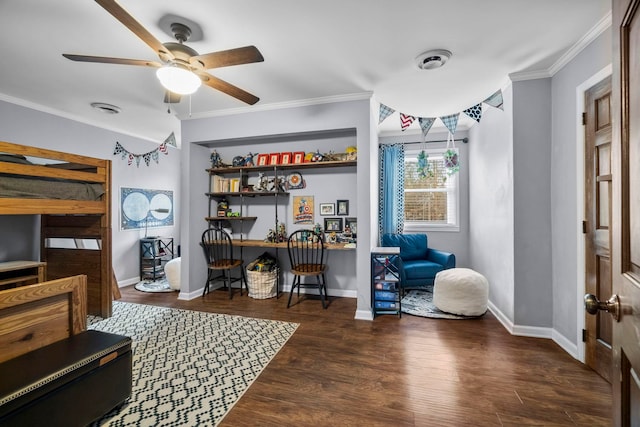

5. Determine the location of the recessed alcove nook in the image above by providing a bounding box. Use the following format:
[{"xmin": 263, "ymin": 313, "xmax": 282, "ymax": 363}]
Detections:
[{"xmin": 178, "ymin": 97, "xmax": 377, "ymax": 319}]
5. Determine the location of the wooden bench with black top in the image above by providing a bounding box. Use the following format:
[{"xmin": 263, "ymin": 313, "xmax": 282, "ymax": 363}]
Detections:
[{"xmin": 0, "ymin": 275, "xmax": 132, "ymax": 426}]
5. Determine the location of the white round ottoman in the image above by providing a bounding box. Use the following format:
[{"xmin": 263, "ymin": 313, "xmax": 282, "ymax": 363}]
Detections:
[
  {"xmin": 433, "ymin": 268, "xmax": 488, "ymax": 316},
  {"xmin": 164, "ymin": 257, "xmax": 181, "ymax": 291}
]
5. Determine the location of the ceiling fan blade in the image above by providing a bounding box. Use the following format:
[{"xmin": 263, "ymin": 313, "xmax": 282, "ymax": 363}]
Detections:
[
  {"xmin": 163, "ymin": 91, "xmax": 182, "ymax": 104},
  {"xmin": 95, "ymin": 0, "xmax": 174, "ymax": 60},
  {"xmin": 63, "ymin": 54, "xmax": 162, "ymax": 67},
  {"xmin": 191, "ymin": 46, "xmax": 264, "ymax": 69},
  {"xmin": 197, "ymin": 71, "xmax": 259, "ymax": 105}
]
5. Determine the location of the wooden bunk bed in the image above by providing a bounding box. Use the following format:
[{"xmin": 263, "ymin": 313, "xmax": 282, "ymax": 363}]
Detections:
[{"xmin": 0, "ymin": 140, "xmax": 112, "ymax": 317}]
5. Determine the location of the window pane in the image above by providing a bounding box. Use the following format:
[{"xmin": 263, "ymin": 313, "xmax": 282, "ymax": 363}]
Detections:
[
  {"xmin": 405, "ymin": 191, "xmax": 448, "ymax": 222},
  {"xmin": 403, "ymin": 150, "xmax": 455, "ymax": 224}
]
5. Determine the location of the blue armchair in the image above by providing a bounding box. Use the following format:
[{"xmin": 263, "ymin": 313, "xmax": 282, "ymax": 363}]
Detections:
[{"xmin": 381, "ymin": 233, "xmax": 455, "ymax": 289}]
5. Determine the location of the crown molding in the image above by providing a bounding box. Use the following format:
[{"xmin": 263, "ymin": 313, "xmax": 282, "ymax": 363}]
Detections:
[
  {"xmin": 509, "ymin": 11, "xmax": 612, "ymax": 82},
  {"xmin": 178, "ymin": 92, "xmax": 373, "ymax": 121}
]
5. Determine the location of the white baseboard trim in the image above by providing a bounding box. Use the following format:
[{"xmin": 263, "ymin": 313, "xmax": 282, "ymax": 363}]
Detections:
[
  {"xmin": 551, "ymin": 330, "xmax": 579, "ymax": 360},
  {"xmin": 355, "ymin": 309, "xmax": 374, "ymax": 320},
  {"xmin": 118, "ymin": 277, "xmax": 139, "ymax": 287},
  {"xmin": 488, "ymin": 300, "xmax": 580, "ymax": 360}
]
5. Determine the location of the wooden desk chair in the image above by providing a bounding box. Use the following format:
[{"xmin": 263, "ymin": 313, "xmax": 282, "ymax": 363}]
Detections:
[
  {"xmin": 200, "ymin": 227, "xmax": 247, "ymax": 299},
  {"xmin": 286, "ymin": 229, "xmax": 328, "ymax": 309}
]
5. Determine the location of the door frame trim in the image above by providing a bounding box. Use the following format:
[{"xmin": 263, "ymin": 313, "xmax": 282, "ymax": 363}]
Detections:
[{"xmin": 575, "ymin": 64, "xmax": 612, "ymax": 363}]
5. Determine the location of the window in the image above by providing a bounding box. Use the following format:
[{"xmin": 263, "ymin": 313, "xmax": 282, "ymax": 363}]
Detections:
[{"xmin": 403, "ymin": 148, "xmax": 459, "ymax": 231}]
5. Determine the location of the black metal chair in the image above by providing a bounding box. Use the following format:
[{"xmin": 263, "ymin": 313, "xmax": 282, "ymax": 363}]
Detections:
[
  {"xmin": 286, "ymin": 229, "xmax": 328, "ymax": 309},
  {"xmin": 200, "ymin": 227, "xmax": 247, "ymax": 298}
]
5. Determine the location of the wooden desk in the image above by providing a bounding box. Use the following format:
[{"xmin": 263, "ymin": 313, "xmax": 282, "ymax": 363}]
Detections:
[
  {"xmin": 232, "ymin": 239, "xmax": 356, "ymax": 250},
  {"xmin": 0, "ymin": 261, "xmax": 47, "ymax": 291}
]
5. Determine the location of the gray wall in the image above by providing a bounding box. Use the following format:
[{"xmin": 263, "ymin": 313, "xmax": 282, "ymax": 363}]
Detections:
[
  {"xmin": 468, "ymin": 86, "xmax": 515, "ymax": 321},
  {"xmin": 0, "ymin": 100, "xmax": 181, "ymax": 285},
  {"xmin": 180, "ymin": 98, "xmax": 376, "ymax": 318},
  {"xmin": 512, "ymin": 78, "xmax": 553, "ymax": 327},
  {"xmin": 467, "ymin": 27, "xmax": 612, "ymax": 352}
]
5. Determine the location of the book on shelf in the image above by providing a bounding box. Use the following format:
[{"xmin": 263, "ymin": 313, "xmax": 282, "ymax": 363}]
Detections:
[
  {"xmin": 374, "ymin": 290, "xmax": 397, "ymax": 301},
  {"xmin": 210, "ymin": 175, "xmax": 230, "ymax": 193},
  {"xmin": 374, "ymin": 301, "xmax": 398, "ymax": 309},
  {"xmin": 374, "ymin": 282, "xmax": 397, "ymax": 291}
]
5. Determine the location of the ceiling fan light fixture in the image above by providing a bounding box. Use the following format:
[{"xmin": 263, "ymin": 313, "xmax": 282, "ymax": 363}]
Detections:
[{"xmin": 156, "ymin": 64, "xmax": 201, "ymax": 95}]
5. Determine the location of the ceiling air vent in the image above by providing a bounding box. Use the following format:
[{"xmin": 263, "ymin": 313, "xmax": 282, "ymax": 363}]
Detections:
[
  {"xmin": 415, "ymin": 49, "xmax": 452, "ymax": 70},
  {"xmin": 91, "ymin": 102, "xmax": 121, "ymax": 114}
]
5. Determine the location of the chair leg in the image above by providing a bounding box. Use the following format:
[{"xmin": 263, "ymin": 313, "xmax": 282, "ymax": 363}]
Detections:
[
  {"xmin": 287, "ymin": 275, "xmax": 299, "ymax": 308},
  {"xmin": 202, "ymin": 270, "xmax": 211, "ymax": 297},
  {"xmin": 226, "ymin": 270, "xmax": 233, "ymax": 300},
  {"xmin": 317, "ymin": 274, "xmax": 327, "ymax": 309}
]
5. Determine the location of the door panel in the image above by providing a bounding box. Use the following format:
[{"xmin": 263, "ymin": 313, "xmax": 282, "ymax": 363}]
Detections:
[
  {"xmin": 612, "ymin": 0, "xmax": 640, "ymax": 424},
  {"xmin": 585, "ymin": 76, "xmax": 613, "ymax": 382}
]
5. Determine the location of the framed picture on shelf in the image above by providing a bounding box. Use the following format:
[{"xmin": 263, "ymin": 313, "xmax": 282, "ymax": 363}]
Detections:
[
  {"xmin": 280, "ymin": 152, "xmax": 293, "ymax": 165},
  {"xmin": 324, "ymin": 217, "xmax": 343, "ymax": 232},
  {"xmin": 293, "ymin": 151, "xmax": 305, "ymax": 164},
  {"xmin": 337, "ymin": 199, "xmax": 349, "ymax": 215},
  {"xmin": 269, "ymin": 153, "xmax": 280, "ymax": 165},
  {"xmin": 256, "ymin": 154, "xmax": 269, "ymax": 166},
  {"xmin": 345, "ymin": 217, "xmax": 357, "ymax": 236},
  {"xmin": 319, "ymin": 203, "xmax": 335, "ymax": 216}
]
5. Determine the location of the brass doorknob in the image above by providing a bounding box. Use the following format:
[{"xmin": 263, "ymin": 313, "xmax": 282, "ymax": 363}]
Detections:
[{"xmin": 584, "ymin": 294, "xmax": 620, "ymax": 322}]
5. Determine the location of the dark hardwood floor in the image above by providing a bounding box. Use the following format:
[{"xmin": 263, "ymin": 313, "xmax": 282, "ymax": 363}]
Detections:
[{"xmin": 118, "ymin": 286, "xmax": 611, "ymax": 426}]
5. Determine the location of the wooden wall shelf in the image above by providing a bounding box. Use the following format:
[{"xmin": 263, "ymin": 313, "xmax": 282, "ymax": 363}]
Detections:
[{"xmin": 207, "ymin": 159, "xmax": 357, "ymax": 174}]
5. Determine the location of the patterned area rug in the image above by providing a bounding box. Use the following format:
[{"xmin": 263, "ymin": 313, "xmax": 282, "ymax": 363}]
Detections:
[
  {"xmin": 134, "ymin": 278, "xmax": 174, "ymax": 293},
  {"xmin": 88, "ymin": 301, "xmax": 298, "ymax": 426},
  {"xmin": 401, "ymin": 287, "xmax": 484, "ymax": 319}
]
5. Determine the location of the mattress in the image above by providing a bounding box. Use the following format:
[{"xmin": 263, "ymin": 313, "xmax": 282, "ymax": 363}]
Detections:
[
  {"xmin": 0, "ymin": 175, "xmax": 105, "ymax": 200},
  {"xmin": 0, "ymin": 154, "xmax": 104, "ymax": 200}
]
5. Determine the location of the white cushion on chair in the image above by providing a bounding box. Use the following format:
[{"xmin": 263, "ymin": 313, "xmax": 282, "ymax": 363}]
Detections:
[
  {"xmin": 164, "ymin": 257, "xmax": 181, "ymax": 291},
  {"xmin": 433, "ymin": 268, "xmax": 488, "ymax": 316}
]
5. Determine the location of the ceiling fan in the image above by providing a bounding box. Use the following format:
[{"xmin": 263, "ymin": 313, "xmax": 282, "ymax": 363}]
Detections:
[{"xmin": 63, "ymin": 0, "xmax": 264, "ymax": 105}]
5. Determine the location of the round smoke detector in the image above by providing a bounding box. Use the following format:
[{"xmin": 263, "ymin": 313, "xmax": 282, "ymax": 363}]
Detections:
[{"xmin": 415, "ymin": 49, "xmax": 452, "ymax": 70}]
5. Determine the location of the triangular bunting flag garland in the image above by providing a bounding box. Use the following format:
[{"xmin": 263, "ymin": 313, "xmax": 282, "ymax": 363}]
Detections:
[
  {"xmin": 483, "ymin": 89, "xmax": 504, "ymax": 110},
  {"xmin": 440, "ymin": 113, "xmax": 459, "ymax": 136},
  {"xmin": 463, "ymin": 104, "xmax": 482, "ymax": 123},
  {"xmin": 377, "ymin": 88, "xmax": 503, "ymax": 136},
  {"xmin": 400, "ymin": 113, "xmax": 415, "ymax": 131},
  {"xmin": 113, "ymin": 140, "xmax": 170, "ymax": 167},
  {"xmin": 379, "ymin": 104, "xmax": 395, "ymax": 124},
  {"xmin": 164, "ymin": 132, "xmax": 177, "ymax": 147},
  {"xmin": 418, "ymin": 117, "xmax": 436, "ymax": 140}
]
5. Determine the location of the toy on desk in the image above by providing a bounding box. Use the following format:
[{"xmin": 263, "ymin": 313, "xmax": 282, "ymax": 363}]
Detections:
[
  {"xmin": 276, "ymin": 222, "xmax": 287, "ymax": 242},
  {"xmin": 264, "ymin": 229, "xmax": 277, "ymax": 243}
]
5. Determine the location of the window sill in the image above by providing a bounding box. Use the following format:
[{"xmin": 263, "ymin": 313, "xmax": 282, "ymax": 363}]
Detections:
[{"xmin": 403, "ymin": 223, "xmax": 459, "ymax": 233}]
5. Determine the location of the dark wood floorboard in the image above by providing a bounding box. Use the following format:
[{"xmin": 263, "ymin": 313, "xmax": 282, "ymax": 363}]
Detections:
[{"xmin": 117, "ymin": 287, "xmax": 612, "ymax": 426}]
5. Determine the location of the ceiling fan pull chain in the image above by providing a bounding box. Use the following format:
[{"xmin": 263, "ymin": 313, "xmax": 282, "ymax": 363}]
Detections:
[{"xmin": 189, "ymin": 94, "xmax": 192, "ymax": 117}]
